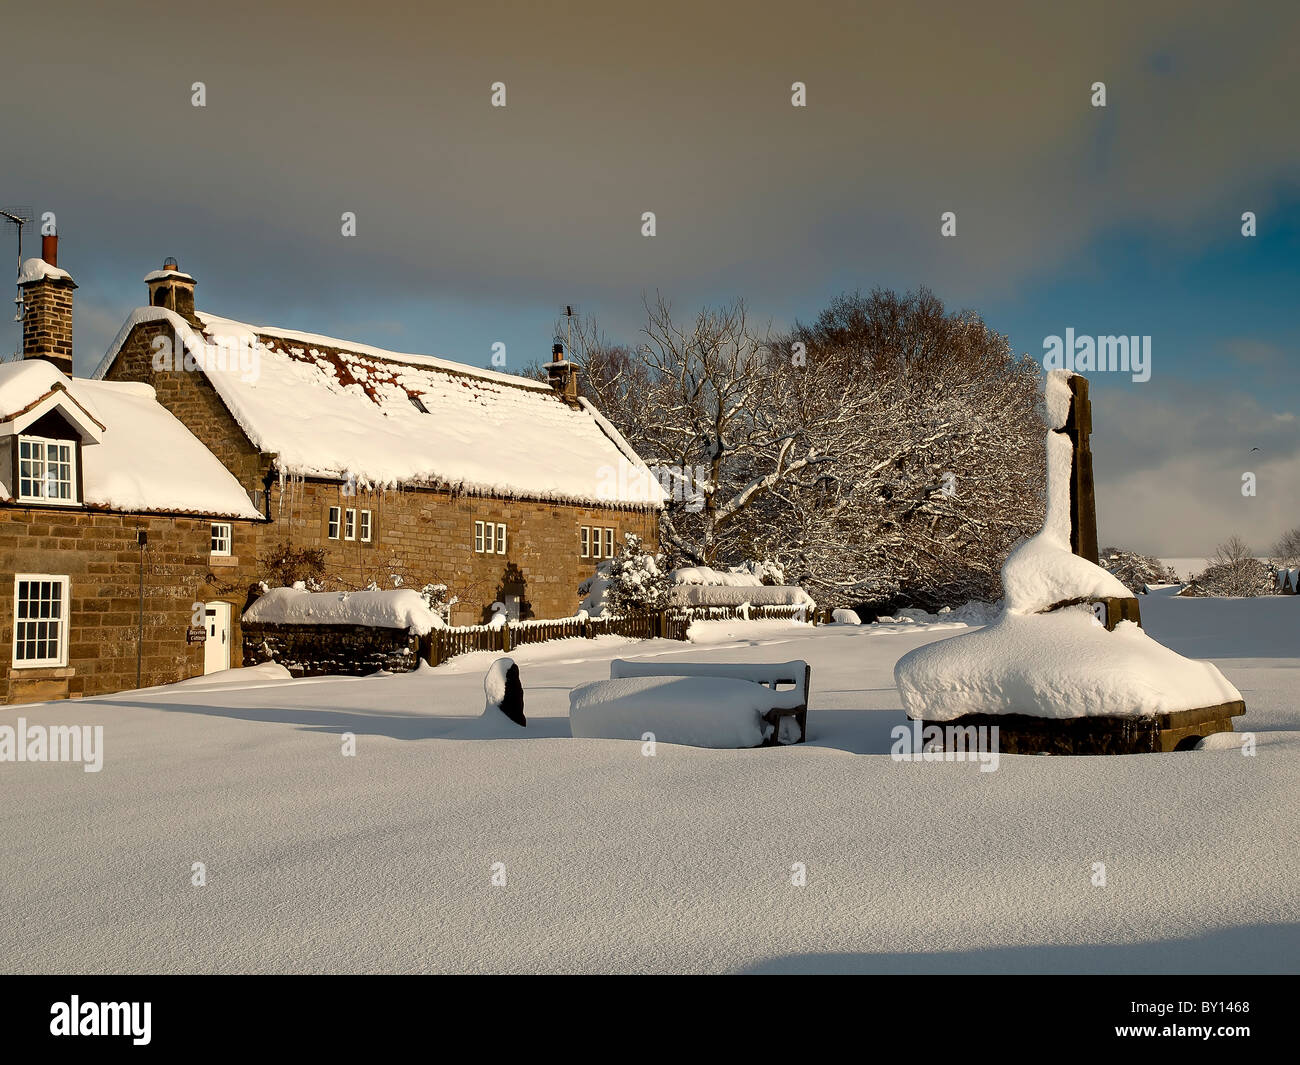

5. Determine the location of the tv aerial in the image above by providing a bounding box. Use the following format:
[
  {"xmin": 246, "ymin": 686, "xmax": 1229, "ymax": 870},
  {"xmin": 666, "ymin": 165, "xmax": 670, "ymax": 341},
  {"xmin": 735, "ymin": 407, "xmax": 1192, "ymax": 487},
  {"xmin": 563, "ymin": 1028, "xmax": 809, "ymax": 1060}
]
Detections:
[
  {"xmin": 1, "ymin": 206, "xmax": 33, "ymax": 358},
  {"xmin": 558, "ymin": 303, "xmax": 580, "ymax": 356}
]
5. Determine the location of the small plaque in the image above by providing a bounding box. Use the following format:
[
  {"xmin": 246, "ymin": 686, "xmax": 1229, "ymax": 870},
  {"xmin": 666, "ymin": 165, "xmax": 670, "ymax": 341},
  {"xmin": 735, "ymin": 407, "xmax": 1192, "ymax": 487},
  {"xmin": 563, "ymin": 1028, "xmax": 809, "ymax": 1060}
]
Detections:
[{"xmin": 187, "ymin": 626, "xmax": 207, "ymax": 644}]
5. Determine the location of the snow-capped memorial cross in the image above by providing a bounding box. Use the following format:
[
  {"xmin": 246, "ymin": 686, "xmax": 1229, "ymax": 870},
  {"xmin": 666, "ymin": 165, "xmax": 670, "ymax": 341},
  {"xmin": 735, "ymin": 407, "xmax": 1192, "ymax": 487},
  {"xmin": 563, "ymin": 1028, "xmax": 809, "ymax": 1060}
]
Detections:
[
  {"xmin": 1051, "ymin": 374, "xmax": 1143, "ymax": 631},
  {"xmin": 893, "ymin": 371, "xmax": 1245, "ymax": 755}
]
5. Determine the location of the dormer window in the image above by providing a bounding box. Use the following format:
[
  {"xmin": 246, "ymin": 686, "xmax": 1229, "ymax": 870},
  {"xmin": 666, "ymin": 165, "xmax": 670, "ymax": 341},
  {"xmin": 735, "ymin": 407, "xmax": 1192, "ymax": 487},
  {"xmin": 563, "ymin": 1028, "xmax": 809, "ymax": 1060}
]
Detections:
[
  {"xmin": 408, "ymin": 394, "xmax": 429, "ymax": 414},
  {"xmin": 17, "ymin": 435, "xmax": 77, "ymax": 504}
]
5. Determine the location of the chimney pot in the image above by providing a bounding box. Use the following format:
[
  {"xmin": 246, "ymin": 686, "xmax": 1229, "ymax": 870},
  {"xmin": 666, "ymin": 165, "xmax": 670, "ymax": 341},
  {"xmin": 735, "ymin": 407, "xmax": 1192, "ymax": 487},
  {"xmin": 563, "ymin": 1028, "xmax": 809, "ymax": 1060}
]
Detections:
[{"xmin": 41, "ymin": 234, "xmax": 57, "ymax": 267}]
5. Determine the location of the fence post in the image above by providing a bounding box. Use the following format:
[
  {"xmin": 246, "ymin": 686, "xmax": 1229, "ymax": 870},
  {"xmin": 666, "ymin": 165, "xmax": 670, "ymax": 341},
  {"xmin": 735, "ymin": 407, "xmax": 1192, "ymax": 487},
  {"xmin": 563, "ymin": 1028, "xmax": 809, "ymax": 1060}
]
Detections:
[{"xmin": 502, "ymin": 623, "xmax": 512, "ymax": 653}]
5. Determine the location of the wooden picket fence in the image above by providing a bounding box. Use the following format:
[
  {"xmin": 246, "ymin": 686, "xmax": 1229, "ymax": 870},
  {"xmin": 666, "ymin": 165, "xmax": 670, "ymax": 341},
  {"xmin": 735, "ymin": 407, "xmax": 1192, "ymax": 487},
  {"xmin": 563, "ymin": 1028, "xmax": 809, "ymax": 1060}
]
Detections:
[{"xmin": 419, "ymin": 604, "xmax": 812, "ymax": 666}]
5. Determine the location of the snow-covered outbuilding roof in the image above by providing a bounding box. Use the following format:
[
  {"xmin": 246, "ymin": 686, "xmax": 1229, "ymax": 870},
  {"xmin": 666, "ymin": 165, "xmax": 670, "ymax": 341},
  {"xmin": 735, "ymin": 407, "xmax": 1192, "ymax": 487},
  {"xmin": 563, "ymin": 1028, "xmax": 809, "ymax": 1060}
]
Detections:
[
  {"xmin": 0, "ymin": 359, "xmax": 262, "ymax": 519},
  {"xmin": 94, "ymin": 307, "xmax": 664, "ymax": 509}
]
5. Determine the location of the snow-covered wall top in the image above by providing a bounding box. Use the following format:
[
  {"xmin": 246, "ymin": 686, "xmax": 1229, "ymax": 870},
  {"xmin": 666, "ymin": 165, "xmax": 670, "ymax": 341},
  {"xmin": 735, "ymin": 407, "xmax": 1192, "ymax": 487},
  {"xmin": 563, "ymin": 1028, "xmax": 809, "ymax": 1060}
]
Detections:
[
  {"xmin": 242, "ymin": 587, "xmax": 445, "ymax": 635},
  {"xmin": 668, "ymin": 584, "xmax": 814, "ymax": 608},
  {"xmin": 94, "ymin": 308, "xmax": 665, "ymax": 509},
  {"xmin": 670, "ymin": 566, "xmax": 763, "ymax": 587},
  {"xmin": 0, "ymin": 360, "xmax": 261, "ymax": 518}
]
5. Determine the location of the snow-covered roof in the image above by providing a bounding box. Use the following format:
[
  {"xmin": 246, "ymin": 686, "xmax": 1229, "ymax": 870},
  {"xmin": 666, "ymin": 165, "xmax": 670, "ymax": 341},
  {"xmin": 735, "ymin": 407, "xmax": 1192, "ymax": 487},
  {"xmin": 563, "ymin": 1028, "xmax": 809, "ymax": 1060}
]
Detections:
[
  {"xmin": 94, "ymin": 307, "xmax": 664, "ymax": 509},
  {"xmin": 0, "ymin": 359, "xmax": 103, "ymax": 439},
  {"xmin": 17, "ymin": 257, "xmax": 74, "ymax": 285},
  {"xmin": 0, "ymin": 360, "xmax": 261, "ymax": 518}
]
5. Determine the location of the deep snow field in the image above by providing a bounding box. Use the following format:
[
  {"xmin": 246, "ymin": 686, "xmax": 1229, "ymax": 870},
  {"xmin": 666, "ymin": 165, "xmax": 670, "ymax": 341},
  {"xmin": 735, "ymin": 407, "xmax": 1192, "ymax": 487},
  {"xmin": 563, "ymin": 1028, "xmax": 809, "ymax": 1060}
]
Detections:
[{"xmin": 1, "ymin": 589, "xmax": 1297, "ymax": 974}]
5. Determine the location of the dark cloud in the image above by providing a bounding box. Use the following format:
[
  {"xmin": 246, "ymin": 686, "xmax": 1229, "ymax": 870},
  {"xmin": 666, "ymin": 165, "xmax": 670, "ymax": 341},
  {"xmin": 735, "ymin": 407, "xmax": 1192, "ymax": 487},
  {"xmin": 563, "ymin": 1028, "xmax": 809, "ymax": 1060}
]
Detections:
[{"xmin": 4, "ymin": 0, "xmax": 1297, "ymax": 553}]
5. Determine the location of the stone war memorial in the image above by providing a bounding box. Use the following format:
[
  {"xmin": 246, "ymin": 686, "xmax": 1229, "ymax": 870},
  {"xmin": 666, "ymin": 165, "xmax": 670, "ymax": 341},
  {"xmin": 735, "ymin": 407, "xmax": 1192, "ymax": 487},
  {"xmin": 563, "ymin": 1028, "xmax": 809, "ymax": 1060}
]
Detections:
[{"xmin": 895, "ymin": 370, "xmax": 1245, "ymax": 755}]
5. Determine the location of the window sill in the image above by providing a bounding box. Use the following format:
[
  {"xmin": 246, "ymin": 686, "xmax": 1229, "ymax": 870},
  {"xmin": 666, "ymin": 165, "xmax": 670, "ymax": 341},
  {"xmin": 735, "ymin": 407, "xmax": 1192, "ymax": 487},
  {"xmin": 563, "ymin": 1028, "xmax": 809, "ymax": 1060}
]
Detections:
[{"xmin": 9, "ymin": 665, "xmax": 73, "ymax": 677}]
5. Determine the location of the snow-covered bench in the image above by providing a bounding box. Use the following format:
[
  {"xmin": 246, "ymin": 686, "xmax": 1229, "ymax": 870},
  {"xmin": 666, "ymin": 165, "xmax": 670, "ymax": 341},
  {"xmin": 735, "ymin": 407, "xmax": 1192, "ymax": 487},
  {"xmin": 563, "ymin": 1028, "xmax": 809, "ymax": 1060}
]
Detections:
[{"xmin": 568, "ymin": 659, "xmax": 811, "ymax": 748}]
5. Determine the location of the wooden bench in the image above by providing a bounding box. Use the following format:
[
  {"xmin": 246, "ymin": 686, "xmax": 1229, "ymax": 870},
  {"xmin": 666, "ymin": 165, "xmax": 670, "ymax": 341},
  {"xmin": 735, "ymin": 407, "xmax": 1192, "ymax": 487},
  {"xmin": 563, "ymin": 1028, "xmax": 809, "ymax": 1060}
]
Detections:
[{"xmin": 608, "ymin": 659, "xmax": 812, "ymax": 745}]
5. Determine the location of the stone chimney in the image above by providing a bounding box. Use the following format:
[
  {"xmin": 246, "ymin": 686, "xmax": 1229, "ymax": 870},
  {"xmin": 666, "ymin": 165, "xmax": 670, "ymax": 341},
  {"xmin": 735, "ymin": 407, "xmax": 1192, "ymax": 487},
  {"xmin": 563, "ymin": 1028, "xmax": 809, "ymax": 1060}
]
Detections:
[
  {"xmin": 19, "ymin": 234, "xmax": 76, "ymax": 376},
  {"xmin": 544, "ymin": 341, "xmax": 579, "ymax": 402},
  {"xmin": 145, "ymin": 257, "xmax": 200, "ymax": 326}
]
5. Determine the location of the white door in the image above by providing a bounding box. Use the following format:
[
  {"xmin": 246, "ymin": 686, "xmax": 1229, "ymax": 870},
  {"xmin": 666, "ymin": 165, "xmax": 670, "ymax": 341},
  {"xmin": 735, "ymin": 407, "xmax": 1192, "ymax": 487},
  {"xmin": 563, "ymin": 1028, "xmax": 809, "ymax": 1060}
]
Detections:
[{"xmin": 203, "ymin": 601, "xmax": 231, "ymax": 674}]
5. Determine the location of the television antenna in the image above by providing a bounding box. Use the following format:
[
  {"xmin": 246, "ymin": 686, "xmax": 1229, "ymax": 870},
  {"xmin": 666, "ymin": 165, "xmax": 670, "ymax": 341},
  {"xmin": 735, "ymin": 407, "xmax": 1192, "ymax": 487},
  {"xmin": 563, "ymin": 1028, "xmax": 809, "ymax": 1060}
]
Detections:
[
  {"xmin": 1, "ymin": 206, "xmax": 33, "ymax": 363},
  {"xmin": 558, "ymin": 303, "xmax": 580, "ymax": 357}
]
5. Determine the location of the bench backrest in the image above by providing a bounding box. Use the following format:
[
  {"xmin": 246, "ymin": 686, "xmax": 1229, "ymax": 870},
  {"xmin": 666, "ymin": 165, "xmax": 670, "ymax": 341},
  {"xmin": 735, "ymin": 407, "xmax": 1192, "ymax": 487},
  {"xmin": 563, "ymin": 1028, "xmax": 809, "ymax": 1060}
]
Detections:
[{"xmin": 610, "ymin": 659, "xmax": 810, "ymax": 708}]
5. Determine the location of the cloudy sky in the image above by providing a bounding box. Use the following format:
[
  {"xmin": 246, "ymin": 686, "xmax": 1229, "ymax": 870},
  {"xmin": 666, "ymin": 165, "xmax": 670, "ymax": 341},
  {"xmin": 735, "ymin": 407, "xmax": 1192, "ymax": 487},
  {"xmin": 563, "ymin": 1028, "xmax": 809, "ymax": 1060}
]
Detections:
[{"xmin": 3, "ymin": 0, "xmax": 1297, "ymax": 556}]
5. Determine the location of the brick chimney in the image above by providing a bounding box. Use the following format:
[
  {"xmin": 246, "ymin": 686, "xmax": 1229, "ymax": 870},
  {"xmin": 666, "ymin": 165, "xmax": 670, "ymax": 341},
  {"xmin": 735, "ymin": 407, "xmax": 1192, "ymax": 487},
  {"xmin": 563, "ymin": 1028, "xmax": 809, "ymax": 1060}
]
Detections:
[
  {"xmin": 145, "ymin": 257, "xmax": 200, "ymax": 326},
  {"xmin": 544, "ymin": 341, "xmax": 579, "ymax": 403},
  {"xmin": 19, "ymin": 235, "xmax": 76, "ymax": 376}
]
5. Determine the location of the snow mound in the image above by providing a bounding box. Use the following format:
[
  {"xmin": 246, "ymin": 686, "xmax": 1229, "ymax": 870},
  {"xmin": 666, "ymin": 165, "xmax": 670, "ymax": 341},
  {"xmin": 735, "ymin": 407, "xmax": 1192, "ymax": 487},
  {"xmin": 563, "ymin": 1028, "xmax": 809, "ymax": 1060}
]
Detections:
[
  {"xmin": 1195, "ymin": 732, "xmax": 1253, "ymax": 752},
  {"xmin": 160, "ymin": 662, "xmax": 294, "ymax": 689},
  {"xmin": 569, "ymin": 675, "xmax": 787, "ymax": 748},
  {"xmin": 1001, "ymin": 531, "xmax": 1131, "ymax": 612},
  {"xmin": 831, "ymin": 608, "xmax": 862, "ymax": 625},
  {"xmin": 878, "ymin": 601, "xmax": 1001, "ymax": 627},
  {"xmin": 243, "ymin": 588, "xmax": 446, "ymax": 635},
  {"xmin": 894, "ymin": 606, "xmax": 1243, "ymax": 721}
]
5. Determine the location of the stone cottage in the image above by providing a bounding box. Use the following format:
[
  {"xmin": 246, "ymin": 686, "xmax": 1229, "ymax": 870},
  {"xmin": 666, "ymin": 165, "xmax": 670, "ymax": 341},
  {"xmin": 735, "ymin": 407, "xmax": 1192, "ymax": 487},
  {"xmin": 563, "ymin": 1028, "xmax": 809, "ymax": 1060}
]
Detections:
[
  {"xmin": 94, "ymin": 260, "xmax": 663, "ymax": 625},
  {"xmin": 1, "ymin": 239, "xmax": 265, "ymax": 704}
]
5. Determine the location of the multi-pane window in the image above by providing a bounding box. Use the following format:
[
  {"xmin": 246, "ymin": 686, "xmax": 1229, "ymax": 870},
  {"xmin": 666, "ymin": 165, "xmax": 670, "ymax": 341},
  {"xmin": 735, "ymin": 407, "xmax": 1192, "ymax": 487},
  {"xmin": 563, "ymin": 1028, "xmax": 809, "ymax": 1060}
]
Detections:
[
  {"xmin": 17, "ymin": 436, "xmax": 76, "ymax": 503},
  {"xmin": 326, "ymin": 506, "xmax": 371, "ymax": 543},
  {"xmin": 474, "ymin": 520, "xmax": 507, "ymax": 554},
  {"xmin": 580, "ymin": 526, "xmax": 616, "ymax": 559},
  {"xmin": 210, "ymin": 522, "xmax": 232, "ymax": 555},
  {"xmin": 12, "ymin": 576, "xmax": 69, "ymax": 667}
]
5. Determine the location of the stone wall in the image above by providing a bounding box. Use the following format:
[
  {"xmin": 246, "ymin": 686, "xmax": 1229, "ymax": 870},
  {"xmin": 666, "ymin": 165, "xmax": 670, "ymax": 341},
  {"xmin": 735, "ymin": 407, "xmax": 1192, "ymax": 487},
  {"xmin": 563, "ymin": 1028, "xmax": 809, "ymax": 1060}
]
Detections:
[
  {"xmin": 260, "ymin": 479, "xmax": 658, "ymax": 625},
  {"xmin": 0, "ymin": 507, "xmax": 261, "ymax": 704},
  {"xmin": 242, "ymin": 622, "xmax": 418, "ymax": 677}
]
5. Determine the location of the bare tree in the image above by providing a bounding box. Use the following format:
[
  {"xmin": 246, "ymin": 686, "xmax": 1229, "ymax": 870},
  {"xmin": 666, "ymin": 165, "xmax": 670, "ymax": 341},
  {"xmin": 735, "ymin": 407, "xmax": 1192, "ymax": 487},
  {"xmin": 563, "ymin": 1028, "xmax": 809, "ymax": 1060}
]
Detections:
[
  {"xmin": 1185, "ymin": 535, "xmax": 1273, "ymax": 597},
  {"xmin": 560, "ymin": 288, "xmax": 1045, "ymax": 608},
  {"xmin": 1275, "ymin": 526, "xmax": 1300, "ymax": 564}
]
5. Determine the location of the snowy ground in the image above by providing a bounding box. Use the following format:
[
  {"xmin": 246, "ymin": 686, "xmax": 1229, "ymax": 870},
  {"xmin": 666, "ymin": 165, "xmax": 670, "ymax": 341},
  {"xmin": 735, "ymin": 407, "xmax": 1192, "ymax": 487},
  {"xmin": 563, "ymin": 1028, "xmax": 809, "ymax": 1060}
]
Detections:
[{"xmin": 1, "ymin": 590, "xmax": 1297, "ymax": 974}]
